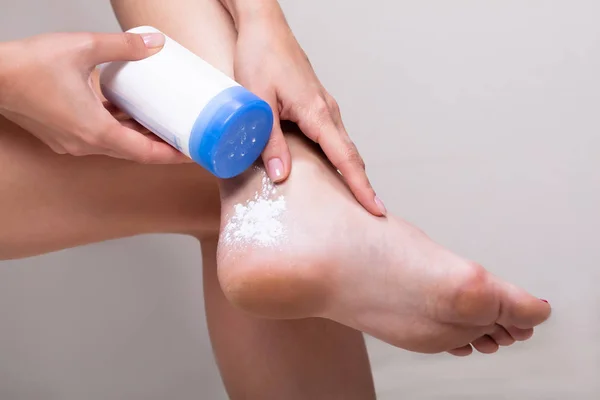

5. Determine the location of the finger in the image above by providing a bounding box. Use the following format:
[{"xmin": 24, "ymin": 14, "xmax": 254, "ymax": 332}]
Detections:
[
  {"xmin": 44, "ymin": 140, "xmax": 68, "ymax": 155},
  {"xmin": 60, "ymin": 140, "xmax": 102, "ymax": 157},
  {"xmin": 102, "ymin": 98, "xmax": 159, "ymax": 138},
  {"xmin": 258, "ymin": 92, "xmax": 290, "ymax": 182},
  {"xmin": 447, "ymin": 344, "xmax": 473, "ymax": 357},
  {"xmin": 471, "ymin": 335, "xmax": 500, "ymax": 354},
  {"xmin": 119, "ymin": 118, "xmax": 151, "ymax": 135},
  {"xmin": 296, "ymin": 105, "xmax": 384, "ymax": 216},
  {"xmin": 324, "ymin": 91, "xmax": 343, "ymax": 127},
  {"xmin": 82, "ymin": 32, "xmax": 165, "ymax": 67},
  {"xmin": 100, "ymin": 122, "xmax": 192, "ymax": 164},
  {"xmin": 110, "ymin": 110, "xmax": 130, "ymax": 122},
  {"xmin": 102, "ymin": 102, "xmax": 150, "ymax": 134},
  {"xmin": 103, "ymin": 101, "xmax": 128, "ymax": 120},
  {"xmin": 488, "ymin": 324, "xmax": 515, "ymax": 347}
]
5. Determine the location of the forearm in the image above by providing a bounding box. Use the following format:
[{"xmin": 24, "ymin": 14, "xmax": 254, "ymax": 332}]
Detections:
[{"xmin": 110, "ymin": 0, "xmax": 237, "ymax": 75}]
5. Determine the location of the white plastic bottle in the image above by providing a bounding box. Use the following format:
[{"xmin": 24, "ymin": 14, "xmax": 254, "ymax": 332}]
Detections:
[{"xmin": 98, "ymin": 26, "xmax": 273, "ymax": 178}]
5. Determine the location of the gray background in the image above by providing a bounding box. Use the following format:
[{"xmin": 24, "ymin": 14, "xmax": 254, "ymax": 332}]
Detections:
[{"xmin": 1, "ymin": 0, "xmax": 599, "ymax": 398}]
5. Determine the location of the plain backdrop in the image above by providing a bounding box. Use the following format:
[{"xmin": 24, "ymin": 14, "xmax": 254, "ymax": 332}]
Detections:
[{"xmin": 1, "ymin": 1, "xmax": 599, "ymax": 399}]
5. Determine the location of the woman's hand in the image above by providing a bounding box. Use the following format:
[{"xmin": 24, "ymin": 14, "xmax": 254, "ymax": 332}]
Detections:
[
  {"xmin": 0, "ymin": 32, "xmax": 188, "ymax": 164},
  {"xmin": 222, "ymin": 0, "xmax": 386, "ymax": 216}
]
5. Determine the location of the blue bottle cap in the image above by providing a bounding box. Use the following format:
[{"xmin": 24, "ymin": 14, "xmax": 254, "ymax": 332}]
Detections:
[{"xmin": 189, "ymin": 86, "xmax": 273, "ymax": 178}]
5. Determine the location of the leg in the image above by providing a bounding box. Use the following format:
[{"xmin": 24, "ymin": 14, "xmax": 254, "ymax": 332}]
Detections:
[
  {"xmin": 1, "ymin": 0, "xmax": 245, "ymax": 260},
  {"xmin": 111, "ymin": 0, "xmax": 377, "ymax": 396},
  {"xmin": 202, "ymin": 239, "xmax": 375, "ymax": 399},
  {"xmin": 0, "ymin": 114, "xmax": 220, "ymax": 260},
  {"xmin": 0, "ymin": 0, "xmax": 247, "ymax": 260},
  {"xmin": 217, "ymin": 127, "xmax": 551, "ymax": 356},
  {"xmin": 114, "ymin": 0, "xmax": 549, "ymax": 357}
]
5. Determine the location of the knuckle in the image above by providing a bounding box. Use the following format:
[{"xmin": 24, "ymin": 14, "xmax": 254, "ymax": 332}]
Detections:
[
  {"xmin": 266, "ymin": 131, "xmax": 285, "ymax": 148},
  {"xmin": 135, "ymin": 154, "xmax": 153, "ymax": 164},
  {"xmin": 311, "ymin": 96, "xmax": 330, "ymax": 119},
  {"xmin": 85, "ymin": 130, "xmax": 105, "ymax": 147},
  {"xmin": 133, "ymin": 142, "xmax": 155, "ymax": 164},
  {"xmin": 49, "ymin": 144, "xmax": 67, "ymax": 155},
  {"xmin": 73, "ymin": 121, "xmax": 105, "ymax": 147},
  {"xmin": 343, "ymin": 143, "xmax": 365, "ymax": 169},
  {"xmin": 64, "ymin": 142, "xmax": 87, "ymax": 157},
  {"xmin": 326, "ymin": 95, "xmax": 341, "ymax": 115},
  {"xmin": 78, "ymin": 33, "xmax": 98, "ymax": 54},
  {"xmin": 121, "ymin": 33, "xmax": 137, "ymax": 49},
  {"xmin": 122, "ymin": 33, "xmax": 146, "ymax": 58}
]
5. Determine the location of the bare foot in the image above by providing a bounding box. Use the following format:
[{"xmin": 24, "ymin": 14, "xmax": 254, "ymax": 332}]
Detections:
[{"xmin": 217, "ymin": 128, "xmax": 551, "ymax": 356}]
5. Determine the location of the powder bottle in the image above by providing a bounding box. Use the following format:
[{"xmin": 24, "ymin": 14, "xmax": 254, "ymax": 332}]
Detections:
[{"xmin": 99, "ymin": 26, "xmax": 273, "ymax": 178}]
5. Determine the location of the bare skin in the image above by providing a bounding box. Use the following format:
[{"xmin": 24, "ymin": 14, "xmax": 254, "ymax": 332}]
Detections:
[
  {"xmin": 217, "ymin": 128, "xmax": 551, "ymax": 356},
  {"xmin": 1, "ymin": 0, "xmax": 377, "ymax": 398},
  {"xmin": 0, "ymin": 3, "xmax": 551, "ymax": 400},
  {"xmin": 203, "ymin": 239, "xmax": 375, "ymax": 399},
  {"xmin": 0, "ymin": 116, "xmax": 376, "ymax": 398},
  {"xmin": 0, "ymin": 115, "xmax": 220, "ymax": 260}
]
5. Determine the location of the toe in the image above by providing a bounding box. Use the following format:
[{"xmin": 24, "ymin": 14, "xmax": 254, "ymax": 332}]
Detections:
[
  {"xmin": 489, "ymin": 324, "xmax": 515, "ymax": 346},
  {"xmin": 496, "ymin": 283, "xmax": 551, "ymax": 329},
  {"xmin": 471, "ymin": 335, "xmax": 500, "ymax": 354},
  {"xmin": 447, "ymin": 344, "xmax": 473, "ymax": 357},
  {"xmin": 505, "ymin": 326, "xmax": 534, "ymax": 341},
  {"xmin": 444, "ymin": 262, "xmax": 551, "ymax": 331}
]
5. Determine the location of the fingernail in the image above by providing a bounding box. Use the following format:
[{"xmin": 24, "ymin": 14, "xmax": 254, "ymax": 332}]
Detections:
[
  {"xmin": 140, "ymin": 33, "xmax": 165, "ymax": 49},
  {"xmin": 375, "ymin": 195, "xmax": 387, "ymax": 216},
  {"xmin": 540, "ymin": 299, "xmax": 549, "ymax": 304},
  {"xmin": 267, "ymin": 158, "xmax": 284, "ymax": 181}
]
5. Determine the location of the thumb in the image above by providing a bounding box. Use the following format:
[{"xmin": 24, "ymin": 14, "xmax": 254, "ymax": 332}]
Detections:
[
  {"xmin": 82, "ymin": 32, "xmax": 165, "ymax": 67},
  {"xmin": 258, "ymin": 92, "xmax": 290, "ymax": 183}
]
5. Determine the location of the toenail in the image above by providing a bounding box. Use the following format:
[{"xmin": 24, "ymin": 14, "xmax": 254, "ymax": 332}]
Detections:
[
  {"xmin": 540, "ymin": 299, "xmax": 549, "ymax": 304},
  {"xmin": 375, "ymin": 196, "xmax": 387, "ymax": 216}
]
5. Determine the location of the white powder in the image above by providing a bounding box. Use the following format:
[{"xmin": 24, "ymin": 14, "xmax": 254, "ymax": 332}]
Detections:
[{"xmin": 222, "ymin": 173, "xmax": 287, "ymax": 247}]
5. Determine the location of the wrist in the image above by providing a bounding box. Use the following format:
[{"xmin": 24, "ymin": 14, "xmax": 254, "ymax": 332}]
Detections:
[{"xmin": 221, "ymin": 0, "xmax": 284, "ymax": 30}]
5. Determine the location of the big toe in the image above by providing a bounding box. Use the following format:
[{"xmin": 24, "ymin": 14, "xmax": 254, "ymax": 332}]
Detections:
[{"xmin": 495, "ymin": 281, "xmax": 551, "ymax": 329}]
